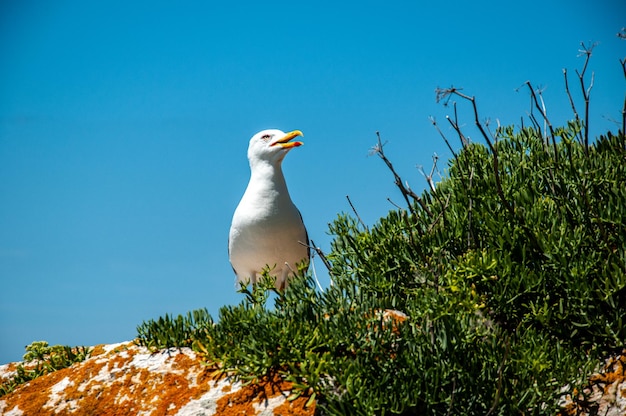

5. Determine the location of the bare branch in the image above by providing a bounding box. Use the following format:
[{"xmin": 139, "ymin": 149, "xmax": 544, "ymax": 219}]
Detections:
[
  {"xmin": 304, "ymin": 239, "xmax": 333, "ymax": 274},
  {"xmin": 387, "ymin": 198, "xmax": 404, "ymax": 210},
  {"xmin": 527, "ymin": 111, "xmax": 542, "ymax": 132},
  {"xmin": 417, "ymin": 154, "xmax": 438, "ymax": 193},
  {"xmin": 346, "ymin": 195, "xmax": 367, "ymax": 230},
  {"xmin": 435, "ymin": 86, "xmax": 465, "ymax": 106},
  {"xmin": 442, "ymin": 90, "xmax": 495, "ymax": 150},
  {"xmin": 538, "ymin": 88, "xmax": 549, "ymax": 137},
  {"xmin": 453, "ymin": 102, "xmax": 470, "ymax": 147},
  {"xmin": 524, "ymin": 82, "xmax": 557, "ymax": 151},
  {"xmin": 446, "ymin": 114, "xmax": 470, "ymax": 148},
  {"xmin": 433, "ymin": 112, "xmax": 469, "ymax": 192},
  {"xmin": 621, "ymin": 58, "xmax": 626, "ymax": 134},
  {"xmin": 429, "ymin": 116, "xmax": 458, "ymax": 158},
  {"xmin": 563, "ymin": 68, "xmax": 584, "ymax": 145},
  {"xmin": 485, "ymin": 118, "xmax": 502, "ymax": 144},
  {"xmin": 575, "ymin": 41, "xmax": 598, "ymax": 150},
  {"xmin": 371, "ymin": 132, "xmax": 432, "ymax": 217}
]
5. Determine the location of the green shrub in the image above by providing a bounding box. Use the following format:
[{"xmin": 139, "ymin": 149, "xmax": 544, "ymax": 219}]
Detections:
[
  {"xmin": 136, "ymin": 308, "xmax": 213, "ymax": 351},
  {"xmin": 0, "ymin": 341, "xmax": 90, "ymax": 397}
]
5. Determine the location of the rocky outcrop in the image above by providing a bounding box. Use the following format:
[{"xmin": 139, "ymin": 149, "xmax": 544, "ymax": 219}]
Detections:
[{"xmin": 0, "ymin": 342, "xmax": 314, "ymax": 416}]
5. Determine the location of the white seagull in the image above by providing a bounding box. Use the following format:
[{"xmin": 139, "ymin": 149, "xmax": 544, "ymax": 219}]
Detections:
[{"xmin": 228, "ymin": 129, "xmax": 310, "ymax": 290}]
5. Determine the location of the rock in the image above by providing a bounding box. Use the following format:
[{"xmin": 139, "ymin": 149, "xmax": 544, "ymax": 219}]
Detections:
[
  {"xmin": 0, "ymin": 342, "xmax": 314, "ymax": 416},
  {"xmin": 558, "ymin": 351, "xmax": 626, "ymax": 416}
]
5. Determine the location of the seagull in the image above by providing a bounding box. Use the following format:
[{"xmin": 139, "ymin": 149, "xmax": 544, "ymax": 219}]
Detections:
[{"xmin": 228, "ymin": 129, "xmax": 310, "ymax": 290}]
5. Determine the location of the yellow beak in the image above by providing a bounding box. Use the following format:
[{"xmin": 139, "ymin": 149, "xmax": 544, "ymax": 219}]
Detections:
[{"xmin": 270, "ymin": 130, "xmax": 304, "ymax": 149}]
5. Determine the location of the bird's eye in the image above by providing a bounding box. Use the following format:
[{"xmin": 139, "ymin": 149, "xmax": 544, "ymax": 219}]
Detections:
[{"xmin": 261, "ymin": 134, "xmax": 272, "ymax": 141}]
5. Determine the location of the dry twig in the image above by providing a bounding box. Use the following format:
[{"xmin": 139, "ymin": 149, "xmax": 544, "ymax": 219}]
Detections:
[{"xmin": 370, "ymin": 132, "xmax": 431, "ymax": 217}]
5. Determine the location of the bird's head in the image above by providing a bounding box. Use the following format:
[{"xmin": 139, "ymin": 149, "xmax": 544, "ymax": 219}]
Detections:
[{"xmin": 247, "ymin": 129, "xmax": 303, "ymax": 166}]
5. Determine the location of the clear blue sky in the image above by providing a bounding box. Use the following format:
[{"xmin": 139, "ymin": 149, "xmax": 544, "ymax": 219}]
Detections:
[{"xmin": 1, "ymin": 0, "xmax": 624, "ymax": 364}]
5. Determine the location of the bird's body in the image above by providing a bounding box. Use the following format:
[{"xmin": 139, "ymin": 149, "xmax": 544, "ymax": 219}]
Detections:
[{"xmin": 228, "ymin": 129, "xmax": 309, "ymax": 290}]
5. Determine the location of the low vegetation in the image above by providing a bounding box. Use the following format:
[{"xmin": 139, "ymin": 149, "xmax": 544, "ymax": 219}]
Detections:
[{"xmin": 0, "ymin": 341, "xmax": 90, "ymax": 397}]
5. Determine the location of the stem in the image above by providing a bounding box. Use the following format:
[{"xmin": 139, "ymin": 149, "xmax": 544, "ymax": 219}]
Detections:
[
  {"xmin": 619, "ymin": 58, "xmax": 626, "ymax": 135},
  {"xmin": 372, "ymin": 132, "xmax": 432, "ymax": 217},
  {"xmin": 563, "ymin": 68, "xmax": 584, "ymax": 145},
  {"xmin": 346, "ymin": 195, "xmax": 367, "ymax": 230},
  {"xmin": 525, "ymin": 81, "xmax": 558, "ymax": 163},
  {"xmin": 307, "ymin": 240, "xmax": 333, "ymax": 274},
  {"xmin": 575, "ymin": 42, "xmax": 597, "ymax": 151}
]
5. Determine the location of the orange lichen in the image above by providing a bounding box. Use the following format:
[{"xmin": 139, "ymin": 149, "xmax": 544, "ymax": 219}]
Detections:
[
  {"xmin": 380, "ymin": 308, "xmax": 408, "ymax": 335},
  {"xmin": 89, "ymin": 343, "xmax": 107, "ymax": 357},
  {"xmin": 558, "ymin": 350, "xmax": 626, "ymax": 416},
  {"xmin": 0, "ymin": 343, "xmax": 316, "ymax": 416},
  {"xmin": 272, "ymin": 393, "xmax": 316, "ymax": 416},
  {"xmin": 589, "ymin": 352, "xmax": 625, "ymax": 387},
  {"xmin": 215, "ymin": 373, "xmax": 315, "ymax": 416}
]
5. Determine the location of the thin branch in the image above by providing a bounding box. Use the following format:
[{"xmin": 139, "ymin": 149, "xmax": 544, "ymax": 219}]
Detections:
[
  {"xmin": 485, "ymin": 118, "xmax": 501, "ymax": 145},
  {"xmin": 446, "ymin": 115, "xmax": 470, "ymax": 148},
  {"xmin": 417, "ymin": 154, "xmax": 438, "ymax": 193},
  {"xmin": 453, "ymin": 102, "xmax": 469, "ymax": 147},
  {"xmin": 436, "ymin": 87, "xmax": 470, "ymax": 148},
  {"xmin": 386, "ymin": 198, "xmax": 403, "ymax": 210},
  {"xmin": 303, "ymin": 239, "xmax": 333, "ymax": 274},
  {"xmin": 521, "ymin": 83, "xmax": 561, "ymax": 197},
  {"xmin": 563, "ymin": 68, "xmax": 584, "ymax": 145},
  {"xmin": 620, "ymin": 57, "xmax": 626, "ymax": 135},
  {"xmin": 371, "ymin": 132, "xmax": 432, "ymax": 217},
  {"xmin": 346, "ymin": 195, "xmax": 367, "ymax": 230},
  {"xmin": 305, "ymin": 244, "xmax": 327, "ymax": 291},
  {"xmin": 524, "ymin": 81, "xmax": 558, "ymax": 161},
  {"xmin": 429, "ymin": 116, "xmax": 458, "ymax": 158},
  {"xmin": 538, "ymin": 88, "xmax": 549, "ymax": 137},
  {"xmin": 576, "ymin": 41, "xmax": 597, "ymax": 150},
  {"xmin": 527, "ymin": 111, "xmax": 542, "ymax": 133},
  {"xmin": 430, "ymin": 112, "xmax": 469, "ymax": 192},
  {"xmin": 435, "ymin": 85, "xmax": 463, "ymax": 106}
]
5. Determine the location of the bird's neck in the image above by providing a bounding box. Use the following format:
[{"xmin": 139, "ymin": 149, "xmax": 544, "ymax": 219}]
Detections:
[{"xmin": 248, "ymin": 160, "xmax": 289, "ymax": 195}]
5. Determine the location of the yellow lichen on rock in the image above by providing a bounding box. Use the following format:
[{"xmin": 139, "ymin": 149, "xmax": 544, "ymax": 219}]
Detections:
[{"xmin": 0, "ymin": 342, "xmax": 314, "ymax": 416}]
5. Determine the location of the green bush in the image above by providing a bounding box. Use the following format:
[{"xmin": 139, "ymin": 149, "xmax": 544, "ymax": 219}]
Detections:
[
  {"xmin": 136, "ymin": 53, "xmax": 625, "ymax": 414},
  {"xmin": 136, "ymin": 308, "xmax": 213, "ymax": 351},
  {"xmin": 0, "ymin": 341, "xmax": 90, "ymax": 397}
]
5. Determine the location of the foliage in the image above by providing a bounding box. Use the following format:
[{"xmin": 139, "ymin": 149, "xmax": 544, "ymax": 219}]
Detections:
[
  {"xmin": 136, "ymin": 308, "xmax": 213, "ymax": 351},
  {"xmin": 315, "ymin": 124, "xmax": 624, "ymax": 414},
  {"xmin": 136, "ymin": 54, "xmax": 626, "ymax": 414},
  {"xmin": 0, "ymin": 341, "xmax": 90, "ymax": 397}
]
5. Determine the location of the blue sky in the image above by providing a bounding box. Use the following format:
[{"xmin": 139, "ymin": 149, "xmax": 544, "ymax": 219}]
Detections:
[{"xmin": 1, "ymin": 0, "xmax": 624, "ymax": 363}]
